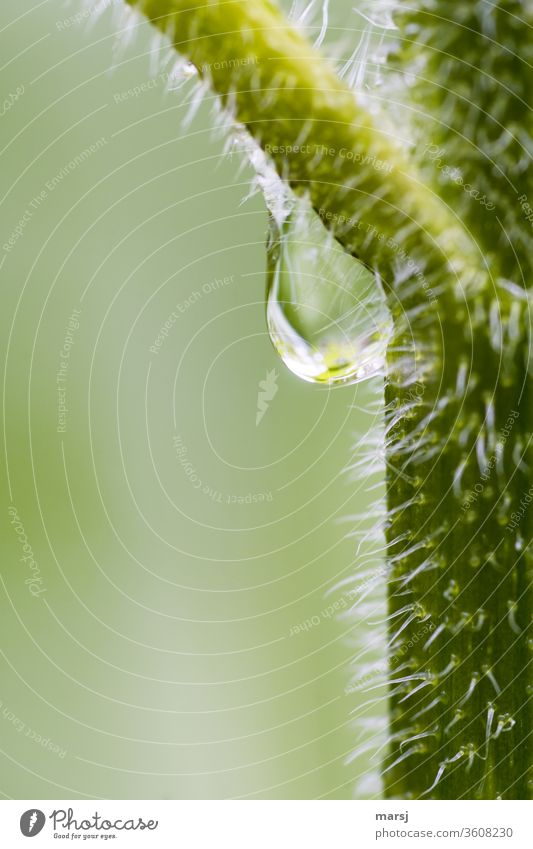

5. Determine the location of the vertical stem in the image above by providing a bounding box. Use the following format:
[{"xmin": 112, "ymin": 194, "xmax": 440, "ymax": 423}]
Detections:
[{"xmin": 384, "ymin": 285, "xmax": 533, "ymax": 798}]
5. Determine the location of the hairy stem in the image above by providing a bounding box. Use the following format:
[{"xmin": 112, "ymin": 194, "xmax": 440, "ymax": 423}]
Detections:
[
  {"xmin": 125, "ymin": 0, "xmax": 480, "ymax": 286},
  {"xmin": 390, "ymin": 0, "xmax": 533, "ymax": 280},
  {"xmin": 125, "ymin": 0, "xmax": 533, "ymax": 798},
  {"xmin": 384, "ymin": 286, "xmax": 532, "ymax": 799},
  {"xmin": 383, "ymin": 1, "xmax": 533, "ymax": 799}
]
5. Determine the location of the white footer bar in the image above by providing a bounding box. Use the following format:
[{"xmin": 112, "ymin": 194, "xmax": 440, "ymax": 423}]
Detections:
[{"xmin": 1, "ymin": 800, "xmax": 531, "ymax": 848}]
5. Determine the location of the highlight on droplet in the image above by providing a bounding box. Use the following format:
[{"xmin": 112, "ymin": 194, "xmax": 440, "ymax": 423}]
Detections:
[{"xmin": 266, "ymin": 196, "xmax": 392, "ymax": 386}]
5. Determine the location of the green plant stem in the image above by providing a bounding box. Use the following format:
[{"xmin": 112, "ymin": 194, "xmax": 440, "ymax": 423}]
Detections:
[
  {"xmin": 384, "ymin": 288, "xmax": 532, "ymax": 799},
  {"xmin": 383, "ymin": 1, "xmax": 533, "ymax": 798},
  {"xmin": 125, "ymin": 0, "xmax": 481, "ymax": 288},
  {"xmin": 125, "ymin": 0, "xmax": 533, "ymax": 799},
  {"xmin": 390, "ymin": 1, "xmax": 533, "ymax": 281}
]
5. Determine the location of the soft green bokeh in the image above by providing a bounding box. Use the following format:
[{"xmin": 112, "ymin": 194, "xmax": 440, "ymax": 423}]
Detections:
[{"xmin": 0, "ymin": 0, "xmax": 383, "ymax": 799}]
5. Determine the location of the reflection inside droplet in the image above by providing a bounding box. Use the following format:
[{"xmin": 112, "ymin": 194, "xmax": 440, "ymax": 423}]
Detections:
[{"xmin": 266, "ymin": 197, "xmax": 392, "ymax": 386}]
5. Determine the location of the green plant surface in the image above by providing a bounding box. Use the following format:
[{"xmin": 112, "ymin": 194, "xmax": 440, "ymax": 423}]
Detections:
[
  {"xmin": 124, "ymin": 0, "xmax": 533, "ymax": 799},
  {"xmin": 382, "ymin": 1, "xmax": 533, "ymax": 800},
  {"xmin": 124, "ymin": 0, "xmax": 481, "ymax": 284},
  {"xmin": 390, "ymin": 1, "xmax": 533, "ymax": 280}
]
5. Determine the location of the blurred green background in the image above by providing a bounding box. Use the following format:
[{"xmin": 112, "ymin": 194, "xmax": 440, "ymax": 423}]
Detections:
[{"xmin": 0, "ymin": 0, "xmax": 384, "ymax": 799}]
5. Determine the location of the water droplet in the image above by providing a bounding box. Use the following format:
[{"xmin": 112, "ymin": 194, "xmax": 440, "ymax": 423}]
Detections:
[{"xmin": 266, "ymin": 197, "xmax": 392, "ymax": 385}]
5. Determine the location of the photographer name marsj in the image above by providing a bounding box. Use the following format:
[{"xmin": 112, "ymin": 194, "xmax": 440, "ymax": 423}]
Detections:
[{"xmin": 50, "ymin": 807, "xmax": 158, "ymax": 838}]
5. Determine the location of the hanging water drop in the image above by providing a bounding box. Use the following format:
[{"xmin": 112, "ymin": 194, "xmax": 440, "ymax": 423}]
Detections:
[{"xmin": 266, "ymin": 197, "xmax": 392, "ymax": 386}]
